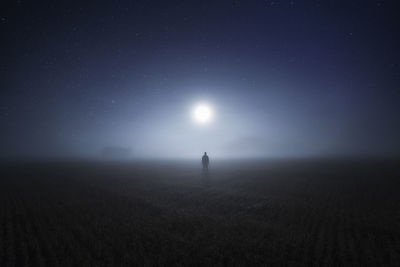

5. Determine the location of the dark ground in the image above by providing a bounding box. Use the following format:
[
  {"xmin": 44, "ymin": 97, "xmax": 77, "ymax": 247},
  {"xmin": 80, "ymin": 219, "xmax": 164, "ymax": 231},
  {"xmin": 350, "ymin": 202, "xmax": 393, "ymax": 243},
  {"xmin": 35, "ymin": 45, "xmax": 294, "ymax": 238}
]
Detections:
[{"xmin": 1, "ymin": 158, "xmax": 400, "ymax": 266}]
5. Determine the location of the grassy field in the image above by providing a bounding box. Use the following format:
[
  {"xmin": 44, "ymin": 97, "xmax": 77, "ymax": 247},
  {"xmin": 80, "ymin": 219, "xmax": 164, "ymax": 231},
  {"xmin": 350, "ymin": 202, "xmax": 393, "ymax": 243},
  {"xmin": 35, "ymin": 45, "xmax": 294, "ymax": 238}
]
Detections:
[{"xmin": 1, "ymin": 159, "xmax": 400, "ymax": 266}]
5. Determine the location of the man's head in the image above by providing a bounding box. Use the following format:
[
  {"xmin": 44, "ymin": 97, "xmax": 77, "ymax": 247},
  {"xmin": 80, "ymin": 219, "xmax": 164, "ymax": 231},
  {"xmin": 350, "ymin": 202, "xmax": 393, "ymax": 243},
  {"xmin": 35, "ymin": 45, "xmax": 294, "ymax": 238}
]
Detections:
[{"xmin": 204, "ymin": 152, "xmax": 207, "ymax": 155}]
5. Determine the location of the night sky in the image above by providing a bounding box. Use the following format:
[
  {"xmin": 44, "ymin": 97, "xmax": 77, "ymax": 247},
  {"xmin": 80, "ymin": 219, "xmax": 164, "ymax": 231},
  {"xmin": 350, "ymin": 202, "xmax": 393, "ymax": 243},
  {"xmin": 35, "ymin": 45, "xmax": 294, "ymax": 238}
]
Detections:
[{"xmin": 2, "ymin": 0, "xmax": 400, "ymax": 159}]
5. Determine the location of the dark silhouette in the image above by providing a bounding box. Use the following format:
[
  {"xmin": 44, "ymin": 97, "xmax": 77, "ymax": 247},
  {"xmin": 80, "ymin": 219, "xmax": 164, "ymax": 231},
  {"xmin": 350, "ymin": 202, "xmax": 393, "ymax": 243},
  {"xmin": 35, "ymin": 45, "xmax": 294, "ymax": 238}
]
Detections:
[{"xmin": 202, "ymin": 152, "xmax": 209, "ymax": 170}]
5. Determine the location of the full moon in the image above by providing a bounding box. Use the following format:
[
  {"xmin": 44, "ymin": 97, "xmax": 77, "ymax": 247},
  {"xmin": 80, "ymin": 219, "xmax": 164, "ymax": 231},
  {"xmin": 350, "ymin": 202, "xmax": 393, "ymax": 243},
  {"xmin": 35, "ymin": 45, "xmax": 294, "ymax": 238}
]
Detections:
[{"xmin": 192, "ymin": 104, "xmax": 213, "ymax": 124}]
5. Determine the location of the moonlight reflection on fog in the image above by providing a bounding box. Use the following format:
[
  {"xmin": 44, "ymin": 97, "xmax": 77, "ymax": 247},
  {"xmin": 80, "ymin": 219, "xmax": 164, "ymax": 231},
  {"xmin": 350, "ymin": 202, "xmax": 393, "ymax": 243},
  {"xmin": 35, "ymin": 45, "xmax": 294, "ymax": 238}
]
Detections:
[{"xmin": 1, "ymin": 1, "xmax": 400, "ymax": 159}]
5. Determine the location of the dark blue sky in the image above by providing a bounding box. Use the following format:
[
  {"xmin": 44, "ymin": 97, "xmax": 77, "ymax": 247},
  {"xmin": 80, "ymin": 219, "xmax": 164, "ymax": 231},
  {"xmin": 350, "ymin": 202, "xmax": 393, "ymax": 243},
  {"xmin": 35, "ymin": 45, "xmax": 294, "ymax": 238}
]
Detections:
[{"xmin": 2, "ymin": 0, "xmax": 400, "ymax": 158}]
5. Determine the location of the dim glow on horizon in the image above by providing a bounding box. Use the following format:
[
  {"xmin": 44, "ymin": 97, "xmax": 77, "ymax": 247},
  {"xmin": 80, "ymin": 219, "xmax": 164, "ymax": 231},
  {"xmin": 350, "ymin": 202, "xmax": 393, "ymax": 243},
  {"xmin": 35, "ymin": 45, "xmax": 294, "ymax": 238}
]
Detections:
[{"xmin": 192, "ymin": 104, "xmax": 213, "ymax": 124}]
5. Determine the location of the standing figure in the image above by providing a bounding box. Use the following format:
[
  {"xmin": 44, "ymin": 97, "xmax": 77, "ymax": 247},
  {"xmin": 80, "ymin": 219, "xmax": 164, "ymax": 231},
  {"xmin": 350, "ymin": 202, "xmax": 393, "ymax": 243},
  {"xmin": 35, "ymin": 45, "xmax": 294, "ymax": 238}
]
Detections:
[{"xmin": 202, "ymin": 152, "xmax": 209, "ymax": 170}]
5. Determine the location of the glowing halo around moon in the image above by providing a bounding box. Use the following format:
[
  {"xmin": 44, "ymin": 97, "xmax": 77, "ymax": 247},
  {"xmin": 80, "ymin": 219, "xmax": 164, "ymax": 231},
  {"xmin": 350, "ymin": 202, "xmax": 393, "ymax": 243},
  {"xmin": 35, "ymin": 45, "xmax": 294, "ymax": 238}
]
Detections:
[{"xmin": 192, "ymin": 104, "xmax": 213, "ymax": 124}]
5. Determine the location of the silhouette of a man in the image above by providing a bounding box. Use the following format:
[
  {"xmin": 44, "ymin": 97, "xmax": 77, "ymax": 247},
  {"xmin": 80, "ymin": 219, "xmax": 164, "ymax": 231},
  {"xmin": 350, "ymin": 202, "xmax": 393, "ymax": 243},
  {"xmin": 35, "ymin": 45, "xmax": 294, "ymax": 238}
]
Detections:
[{"xmin": 202, "ymin": 152, "xmax": 209, "ymax": 170}]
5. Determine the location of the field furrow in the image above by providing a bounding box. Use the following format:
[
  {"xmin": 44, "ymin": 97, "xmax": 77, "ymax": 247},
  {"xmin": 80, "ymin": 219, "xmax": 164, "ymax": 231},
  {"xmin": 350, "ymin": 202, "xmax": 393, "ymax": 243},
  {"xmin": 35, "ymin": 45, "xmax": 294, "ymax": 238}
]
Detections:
[{"xmin": 1, "ymin": 160, "xmax": 399, "ymax": 266}]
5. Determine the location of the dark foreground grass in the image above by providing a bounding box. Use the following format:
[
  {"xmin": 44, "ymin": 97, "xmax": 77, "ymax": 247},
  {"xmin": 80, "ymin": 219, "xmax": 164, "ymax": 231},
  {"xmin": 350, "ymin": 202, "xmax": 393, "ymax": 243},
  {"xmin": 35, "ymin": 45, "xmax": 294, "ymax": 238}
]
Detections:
[{"xmin": 1, "ymin": 159, "xmax": 400, "ymax": 266}]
